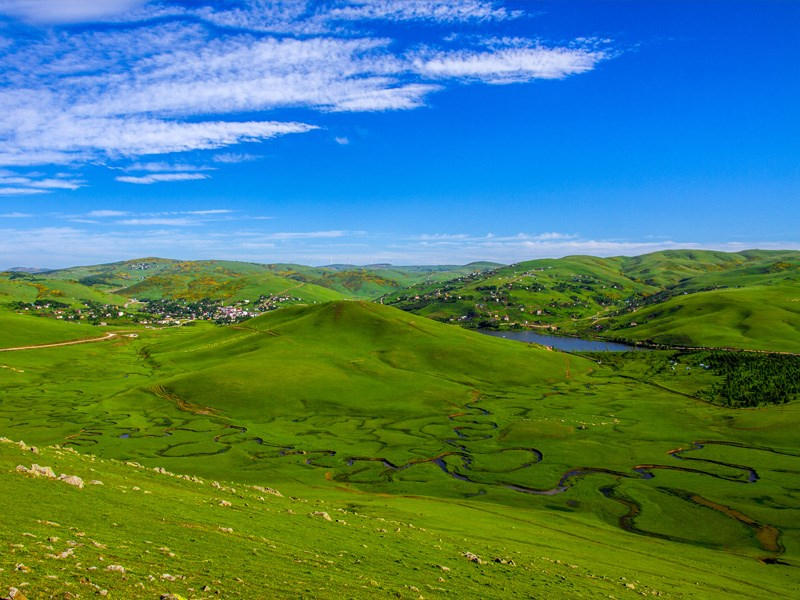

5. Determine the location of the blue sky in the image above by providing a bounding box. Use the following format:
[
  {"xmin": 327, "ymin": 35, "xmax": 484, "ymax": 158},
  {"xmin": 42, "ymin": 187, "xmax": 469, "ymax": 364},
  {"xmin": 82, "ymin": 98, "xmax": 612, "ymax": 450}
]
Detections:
[{"xmin": 0, "ymin": 0, "xmax": 798, "ymax": 268}]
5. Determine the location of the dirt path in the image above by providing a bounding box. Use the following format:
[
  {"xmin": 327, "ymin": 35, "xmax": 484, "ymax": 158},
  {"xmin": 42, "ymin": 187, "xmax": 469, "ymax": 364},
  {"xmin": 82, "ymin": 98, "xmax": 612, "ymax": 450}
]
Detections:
[{"xmin": 0, "ymin": 332, "xmax": 118, "ymax": 352}]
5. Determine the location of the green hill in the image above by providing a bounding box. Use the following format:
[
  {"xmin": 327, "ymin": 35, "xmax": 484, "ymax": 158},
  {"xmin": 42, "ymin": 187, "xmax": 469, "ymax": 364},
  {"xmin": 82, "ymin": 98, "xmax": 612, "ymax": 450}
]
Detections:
[
  {"xmin": 41, "ymin": 259, "xmax": 345, "ymax": 304},
  {"xmin": 603, "ymin": 285, "xmax": 800, "ymax": 351},
  {"xmin": 381, "ymin": 250, "xmax": 800, "ymax": 352},
  {"xmin": 35, "ymin": 258, "xmax": 500, "ymax": 302}
]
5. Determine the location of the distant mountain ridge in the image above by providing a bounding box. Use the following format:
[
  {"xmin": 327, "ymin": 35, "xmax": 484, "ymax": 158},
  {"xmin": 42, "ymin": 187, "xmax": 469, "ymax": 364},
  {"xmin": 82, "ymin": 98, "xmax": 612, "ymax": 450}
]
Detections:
[{"xmin": 4, "ymin": 266, "xmax": 52, "ymax": 274}]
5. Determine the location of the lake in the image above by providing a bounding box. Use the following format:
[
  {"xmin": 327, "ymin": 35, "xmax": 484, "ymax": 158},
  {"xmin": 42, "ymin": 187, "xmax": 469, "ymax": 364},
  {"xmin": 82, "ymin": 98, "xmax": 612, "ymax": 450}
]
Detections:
[{"xmin": 478, "ymin": 329, "xmax": 645, "ymax": 352}]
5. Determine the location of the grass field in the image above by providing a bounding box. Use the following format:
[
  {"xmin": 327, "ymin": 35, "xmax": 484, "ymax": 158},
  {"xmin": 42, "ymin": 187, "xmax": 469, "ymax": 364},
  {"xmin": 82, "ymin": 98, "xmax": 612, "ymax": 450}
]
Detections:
[
  {"xmin": 601, "ymin": 285, "xmax": 800, "ymax": 352},
  {"xmin": 2, "ymin": 300, "xmax": 798, "ymax": 598}
]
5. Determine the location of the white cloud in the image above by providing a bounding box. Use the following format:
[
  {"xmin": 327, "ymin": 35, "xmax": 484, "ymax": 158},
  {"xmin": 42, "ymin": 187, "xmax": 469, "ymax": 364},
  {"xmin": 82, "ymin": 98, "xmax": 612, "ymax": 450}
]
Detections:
[
  {"xmin": 117, "ymin": 217, "xmax": 198, "ymax": 226},
  {"xmin": 334, "ymin": 136, "xmax": 350, "ymax": 145},
  {"xmin": 115, "ymin": 0, "xmax": 519, "ymax": 34},
  {"xmin": 0, "ymin": 171, "xmax": 84, "ymax": 194},
  {"xmin": 5, "ymin": 115, "xmax": 317, "ymax": 164},
  {"xmin": 412, "ymin": 45, "xmax": 606, "ymax": 83},
  {"xmin": 325, "ymin": 0, "xmax": 520, "ymax": 23},
  {"xmin": 121, "ymin": 162, "xmax": 214, "ymax": 173},
  {"xmin": 87, "ymin": 210, "xmax": 128, "ymax": 217},
  {"xmin": 532, "ymin": 232, "xmax": 577, "ymax": 241},
  {"xmin": 0, "ymin": 0, "xmax": 148, "ymax": 24},
  {"xmin": 0, "ymin": 186, "xmax": 48, "ymax": 195},
  {"xmin": 185, "ymin": 209, "xmax": 234, "ymax": 215},
  {"xmin": 212, "ymin": 152, "xmax": 262, "ymax": 164},
  {"xmin": 0, "ymin": 1, "xmax": 611, "ymax": 183},
  {"xmin": 0, "ymin": 211, "xmax": 32, "ymax": 217},
  {"xmin": 267, "ymin": 230, "xmax": 347, "ymax": 240},
  {"xmin": 116, "ymin": 173, "xmax": 210, "ymax": 185}
]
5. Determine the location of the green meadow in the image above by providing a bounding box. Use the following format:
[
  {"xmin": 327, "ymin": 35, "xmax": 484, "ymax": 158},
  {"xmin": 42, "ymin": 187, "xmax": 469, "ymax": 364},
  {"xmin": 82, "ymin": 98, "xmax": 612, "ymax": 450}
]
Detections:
[
  {"xmin": 604, "ymin": 285, "xmax": 800, "ymax": 352},
  {"xmin": 2, "ymin": 298, "xmax": 798, "ymax": 598}
]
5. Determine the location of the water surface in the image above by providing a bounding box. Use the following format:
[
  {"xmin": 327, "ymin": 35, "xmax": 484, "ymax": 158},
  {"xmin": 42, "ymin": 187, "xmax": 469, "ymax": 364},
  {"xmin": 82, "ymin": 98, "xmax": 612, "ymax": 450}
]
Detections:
[{"xmin": 479, "ymin": 329, "xmax": 644, "ymax": 352}]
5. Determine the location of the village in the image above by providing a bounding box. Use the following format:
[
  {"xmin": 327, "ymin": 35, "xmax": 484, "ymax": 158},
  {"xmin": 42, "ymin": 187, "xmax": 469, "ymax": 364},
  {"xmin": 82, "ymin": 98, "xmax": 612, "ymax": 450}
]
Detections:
[{"xmin": 9, "ymin": 292, "xmax": 307, "ymax": 327}]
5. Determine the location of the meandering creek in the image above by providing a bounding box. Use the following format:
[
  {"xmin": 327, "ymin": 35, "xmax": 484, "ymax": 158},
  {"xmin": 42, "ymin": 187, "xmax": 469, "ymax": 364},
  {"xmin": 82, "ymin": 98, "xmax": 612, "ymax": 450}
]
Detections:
[{"xmin": 83, "ymin": 385, "xmax": 796, "ymax": 559}]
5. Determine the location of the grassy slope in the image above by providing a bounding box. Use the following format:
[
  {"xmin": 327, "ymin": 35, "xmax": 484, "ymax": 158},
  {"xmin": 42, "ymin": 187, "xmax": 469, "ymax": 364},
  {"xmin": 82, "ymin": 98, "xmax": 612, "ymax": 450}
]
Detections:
[
  {"xmin": 2, "ymin": 301, "xmax": 798, "ymax": 598},
  {"xmin": 0, "ymin": 310, "xmax": 107, "ymax": 348},
  {"xmin": 4, "ymin": 437, "xmax": 795, "ymax": 599},
  {"xmin": 0, "ymin": 276, "xmax": 124, "ymax": 348},
  {"xmin": 606, "ymin": 285, "xmax": 800, "ymax": 351},
  {"xmin": 0, "ymin": 274, "xmax": 130, "ymax": 307},
  {"xmin": 381, "ymin": 250, "xmax": 800, "ymax": 352}
]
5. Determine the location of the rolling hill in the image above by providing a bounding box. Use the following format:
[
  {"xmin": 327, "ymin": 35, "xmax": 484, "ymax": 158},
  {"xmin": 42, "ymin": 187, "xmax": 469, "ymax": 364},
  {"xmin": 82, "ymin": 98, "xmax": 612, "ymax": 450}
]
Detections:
[{"xmin": 381, "ymin": 249, "xmax": 800, "ymax": 352}]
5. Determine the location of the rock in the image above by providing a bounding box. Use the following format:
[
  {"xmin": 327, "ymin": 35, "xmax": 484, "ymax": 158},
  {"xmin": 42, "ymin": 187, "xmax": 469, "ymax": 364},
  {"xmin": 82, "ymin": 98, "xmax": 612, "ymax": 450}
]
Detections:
[
  {"xmin": 219, "ymin": 527, "xmax": 233, "ymax": 533},
  {"xmin": 16, "ymin": 464, "xmax": 58, "ymax": 478},
  {"xmin": 7, "ymin": 588, "xmax": 28, "ymax": 600},
  {"xmin": 463, "ymin": 552, "xmax": 484, "ymax": 565},
  {"xmin": 311, "ymin": 511, "xmax": 332, "ymax": 521},
  {"xmin": 252, "ymin": 485, "xmax": 283, "ymax": 497},
  {"xmin": 14, "ymin": 563, "xmax": 30, "ymax": 573},
  {"xmin": 438, "ymin": 565, "xmax": 450, "ymax": 572},
  {"xmin": 160, "ymin": 574, "xmax": 176, "ymax": 581},
  {"xmin": 88, "ymin": 480, "xmax": 104, "ymax": 485},
  {"xmin": 33, "ymin": 464, "xmax": 57, "ymax": 478},
  {"xmin": 218, "ymin": 500, "xmax": 231, "ymax": 507},
  {"xmin": 58, "ymin": 475, "xmax": 84, "ymax": 488},
  {"xmin": 159, "ymin": 594, "xmax": 186, "ymax": 600},
  {"xmin": 106, "ymin": 564, "xmax": 125, "ymax": 573}
]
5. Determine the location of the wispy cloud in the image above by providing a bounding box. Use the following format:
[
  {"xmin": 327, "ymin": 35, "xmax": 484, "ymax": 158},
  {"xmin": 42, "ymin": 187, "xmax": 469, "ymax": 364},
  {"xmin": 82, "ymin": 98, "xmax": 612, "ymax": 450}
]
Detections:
[
  {"xmin": 0, "ymin": 0, "xmax": 609, "ymax": 186},
  {"xmin": 116, "ymin": 217, "xmax": 199, "ymax": 226},
  {"xmin": 0, "ymin": 0, "xmax": 148, "ymax": 24},
  {"xmin": 0, "ymin": 211, "xmax": 32, "ymax": 218},
  {"xmin": 411, "ymin": 44, "xmax": 606, "ymax": 83},
  {"xmin": 116, "ymin": 173, "xmax": 210, "ymax": 185},
  {"xmin": 87, "ymin": 210, "xmax": 128, "ymax": 218},
  {"xmin": 119, "ymin": 162, "xmax": 215, "ymax": 173},
  {"xmin": 267, "ymin": 230, "xmax": 348, "ymax": 240},
  {"xmin": 0, "ymin": 171, "xmax": 85, "ymax": 195},
  {"xmin": 212, "ymin": 153, "xmax": 261, "ymax": 164},
  {"xmin": 0, "ymin": 187, "xmax": 49, "ymax": 195},
  {"xmin": 325, "ymin": 0, "xmax": 521, "ymax": 23}
]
